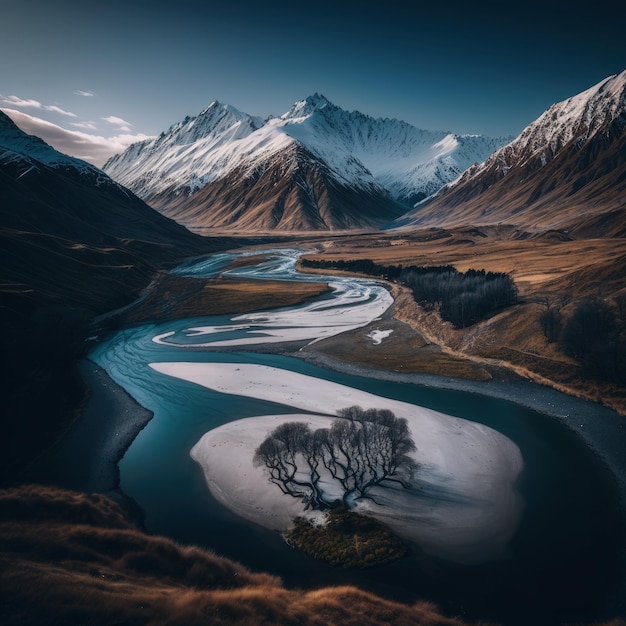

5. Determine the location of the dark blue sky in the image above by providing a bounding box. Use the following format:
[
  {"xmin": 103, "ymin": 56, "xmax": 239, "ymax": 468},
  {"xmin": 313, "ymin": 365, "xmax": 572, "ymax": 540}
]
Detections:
[{"xmin": 1, "ymin": 0, "xmax": 624, "ymax": 164}]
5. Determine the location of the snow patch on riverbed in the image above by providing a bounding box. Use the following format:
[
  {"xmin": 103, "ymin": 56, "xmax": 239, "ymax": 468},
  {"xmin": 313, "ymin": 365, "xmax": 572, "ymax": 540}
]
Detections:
[
  {"xmin": 150, "ymin": 361, "xmax": 524, "ymax": 564},
  {"xmin": 367, "ymin": 328, "xmax": 393, "ymax": 344}
]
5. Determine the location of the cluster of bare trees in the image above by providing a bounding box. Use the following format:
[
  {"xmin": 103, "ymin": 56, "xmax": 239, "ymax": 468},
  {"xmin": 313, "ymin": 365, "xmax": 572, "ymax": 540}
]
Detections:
[{"xmin": 254, "ymin": 406, "xmax": 418, "ymax": 511}]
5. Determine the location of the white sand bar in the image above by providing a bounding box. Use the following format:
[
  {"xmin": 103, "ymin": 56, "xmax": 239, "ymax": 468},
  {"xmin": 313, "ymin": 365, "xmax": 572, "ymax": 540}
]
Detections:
[
  {"xmin": 153, "ymin": 279, "xmax": 393, "ymax": 348},
  {"xmin": 150, "ymin": 361, "xmax": 524, "ymax": 564}
]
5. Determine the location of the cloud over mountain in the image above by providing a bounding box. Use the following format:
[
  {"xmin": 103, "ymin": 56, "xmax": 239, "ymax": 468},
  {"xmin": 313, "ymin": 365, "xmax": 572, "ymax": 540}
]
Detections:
[{"xmin": 1, "ymin": 108, "xmax": 152, "ymax": 165}]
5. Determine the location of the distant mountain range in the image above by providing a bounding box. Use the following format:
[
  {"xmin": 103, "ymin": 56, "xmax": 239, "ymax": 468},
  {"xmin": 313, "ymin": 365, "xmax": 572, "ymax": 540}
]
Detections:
[
  {"xmin": 395, "ymin": 70, "xmax": 626, "ymax": 237},
  {"xmin": 103, "ymin": 95, "xmax": 509, "ymax": 231},
  {"xmin": 4, "ymin": 70, "xmax": 625, "ymax": 241}
]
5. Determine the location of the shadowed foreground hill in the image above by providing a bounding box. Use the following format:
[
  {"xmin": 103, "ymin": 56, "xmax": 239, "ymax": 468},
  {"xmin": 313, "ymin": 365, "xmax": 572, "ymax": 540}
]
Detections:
[
  {"xmin": 0, "ymin": 111, "xmax": 238, "ymax": 482},
  {"xmin": 0, "ymin": 485, "xmax": 478, "ymax": 626}
]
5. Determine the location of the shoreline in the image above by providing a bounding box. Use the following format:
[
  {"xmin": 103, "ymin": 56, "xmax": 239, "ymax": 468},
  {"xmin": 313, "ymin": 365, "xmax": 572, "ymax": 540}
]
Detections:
[
  {"xmin": 65, "ymin": 316, "xmax": 626, "ymax": 618},
  {"xmin": 25, "ymin": 360, "xmax": 153, "ymax": 518},
  {"xmin": 73, "ymin": 331, "xmax": 626, "ymax": 513},
  {"xmin": 77, "ymin": 333, "xmax": 626, "ymax": 616},
  {"xmin": 297, "ymin": 348, "xmax": 626, "ymax": 498}
]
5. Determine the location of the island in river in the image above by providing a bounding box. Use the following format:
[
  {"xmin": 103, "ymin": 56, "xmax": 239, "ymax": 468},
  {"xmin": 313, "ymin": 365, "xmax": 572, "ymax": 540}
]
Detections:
[{"xmin": 11, "ymin": 243, "xmax": 626, "ymax": 626}]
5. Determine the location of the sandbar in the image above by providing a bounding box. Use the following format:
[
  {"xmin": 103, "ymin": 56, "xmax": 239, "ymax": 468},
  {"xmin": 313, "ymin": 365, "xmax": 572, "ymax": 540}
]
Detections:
[{"xmin": 150, "ymin": 361, "xmax": 524, "ymax": 564}]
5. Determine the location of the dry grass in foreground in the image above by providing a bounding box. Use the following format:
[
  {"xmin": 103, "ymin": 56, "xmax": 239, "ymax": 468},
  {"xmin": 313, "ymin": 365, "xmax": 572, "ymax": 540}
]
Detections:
[
  {"xmin": 2, "ymin": 485, "xmax": 624, "ymax": 625},
  {"xmin": 0, "ymin": 485, "xmax": 482, "ymax": 626}
]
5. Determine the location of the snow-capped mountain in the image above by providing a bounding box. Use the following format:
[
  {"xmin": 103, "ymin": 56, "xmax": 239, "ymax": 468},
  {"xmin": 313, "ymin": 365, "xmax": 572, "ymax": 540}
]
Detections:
[
  {"xmin": 394, "ymin": 70, "xmax": 626, "ymax": 236},
  {"xmin": 104, "ymin": 96, "xmax": 508, "ymax": 231},
  {"xmin": 275, "ymin": 94, "xmax": 507, "ymax": 204}
]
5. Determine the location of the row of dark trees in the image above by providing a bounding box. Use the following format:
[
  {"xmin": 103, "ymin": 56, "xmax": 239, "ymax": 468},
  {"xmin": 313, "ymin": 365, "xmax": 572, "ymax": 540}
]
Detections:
[
  {"xmin": 254, "ymin": 406, "xmax": 418, "ymax": 511},
  {"xmin": 300, "ymin": 258, "xmax": 518, "ymax": 328},
  {"xmin": 541, "ymin": 296, "xmax": 626, "ymax": 384}
]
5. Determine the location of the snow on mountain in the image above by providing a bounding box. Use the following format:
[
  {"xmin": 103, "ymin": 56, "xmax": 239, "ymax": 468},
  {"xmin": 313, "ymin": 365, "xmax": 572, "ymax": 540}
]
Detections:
[
  {"xmin": 393, "ymin": 69, "xmax": 626, "ymax": 234},
  {"xmin": 464, "ymin": 69, "xmax": 626, "ymax": 182},
  {"xmin": 276, "ymin": 93, "xmax": 508, "ymax": 204},
  {"xmin": 104, "ymin": 101, "xmax": 280, "ymax": 196},
  {"xmin": 103, "ymin": 95, "xmax": 509, "ymax": 212},
  {"xmin": 0, "ymin": 110, "xmax": 108, "ymax": 182}
]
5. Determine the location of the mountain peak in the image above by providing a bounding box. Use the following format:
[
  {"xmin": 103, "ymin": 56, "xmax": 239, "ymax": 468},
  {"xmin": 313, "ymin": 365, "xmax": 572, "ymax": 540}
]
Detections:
[
  {"xmin": 282, "ymin": 93, "xmax": 336, "ymax": 119},
  {"xmin": 199, "ymin": 100, "xmax": 246, "ymax": 119},
  {"xmin": 393, "ymin": 68, "xmax": 626, "ymax": 234},
  {"xmin": 103, "ymin": 94, "xmax": 508, "ymax": 231}
]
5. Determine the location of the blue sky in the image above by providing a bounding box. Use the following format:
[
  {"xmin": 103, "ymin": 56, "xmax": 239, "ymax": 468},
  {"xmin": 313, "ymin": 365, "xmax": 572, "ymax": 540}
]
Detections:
[{"xmin": 1, "ymin": 0, "xmax": 624, "ymax": 165}]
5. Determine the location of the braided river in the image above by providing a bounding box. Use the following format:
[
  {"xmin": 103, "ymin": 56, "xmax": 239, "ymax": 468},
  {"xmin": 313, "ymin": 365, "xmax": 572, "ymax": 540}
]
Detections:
[{"xmin": 88, "ymin": 248, "xmax": 623, "ymax": 625}]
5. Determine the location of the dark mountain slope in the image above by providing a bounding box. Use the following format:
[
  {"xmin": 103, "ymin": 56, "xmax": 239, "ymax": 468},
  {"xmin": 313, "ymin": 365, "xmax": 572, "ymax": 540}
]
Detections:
[{"xmin": 0, "ymin": 111, "xmax": 234, "ymax": 482}]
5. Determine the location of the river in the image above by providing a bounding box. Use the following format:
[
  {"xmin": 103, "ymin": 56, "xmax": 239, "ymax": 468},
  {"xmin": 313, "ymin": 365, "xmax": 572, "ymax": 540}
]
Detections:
[{"xmin": 87, "ymin": 248, "xmax": 623, "ymax": 625}]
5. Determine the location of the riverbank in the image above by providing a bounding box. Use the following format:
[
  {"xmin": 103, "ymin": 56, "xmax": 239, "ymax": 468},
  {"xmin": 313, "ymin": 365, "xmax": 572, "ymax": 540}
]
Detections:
[
  {"xmin": 59, "ymin": 261, "xmax": 626, "ymax": 621},
  {"xmin": 300, "ymin": 338, "xmax": 626, "ymax": 502},
  {"xmin": 71, "ymin": 252, "xmax": 626, "ymax": 516},
  {"xmin": 25, "ymin": 361, "xmax": 153, "ymax": 502},
  {"xmin": 299, "ymin": 328, "xmax": 626, "ymax": 618},
  {"xmin": 78, "ymin": 321, "xmax": 626, "ymax": 621}
]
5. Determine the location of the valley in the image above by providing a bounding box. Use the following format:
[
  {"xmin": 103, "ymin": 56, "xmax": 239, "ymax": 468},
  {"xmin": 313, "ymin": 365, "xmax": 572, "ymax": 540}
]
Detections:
[
  {"xmin": 34, "ymin": 245, "xmax": 626, "ymax": 626},
  {"xmin": 2, "ymin": 67, "xmax": 626, "ymax": 626},
  {"xmin": 296, "ymin": 227, "xmax": 626, "ymax": 415}
]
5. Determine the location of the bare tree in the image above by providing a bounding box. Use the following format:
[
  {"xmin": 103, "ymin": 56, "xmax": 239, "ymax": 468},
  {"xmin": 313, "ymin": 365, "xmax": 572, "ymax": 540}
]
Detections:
[
  {"xmin": 254, "ymin": 422, "xmax": 327, "ymax": 509},
  {"xmin": 254, "ymin": 407, "xmax": 418, "ymax": 511}
]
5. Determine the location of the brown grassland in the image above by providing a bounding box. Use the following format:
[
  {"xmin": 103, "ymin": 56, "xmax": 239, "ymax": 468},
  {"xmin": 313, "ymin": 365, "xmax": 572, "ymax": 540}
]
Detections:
[
  {"xmin": 2, "ymin": 485, "xmax": 625, "ymax": 625},
  {"xmin": 0, "ymin": 485, "xmax": 488, "ymax": 626},
  {"xmin": 110, "ymin": 227, "xmax": 626, "ymax": 412},
  {"xmin": 119, "ymin": 273, "xmax": 330, "ymax": 325},
  {"xmin": 294, "ymin": 227, "xmax": 626, "ymax": 415}
]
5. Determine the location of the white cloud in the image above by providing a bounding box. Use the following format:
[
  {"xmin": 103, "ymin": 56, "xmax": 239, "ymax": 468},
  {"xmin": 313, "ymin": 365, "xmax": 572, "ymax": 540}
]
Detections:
[
  {"xmin": 45, "ymin": 104, "xmax": 77, "ymax": 117},
  {"xmin": 1, "ymin": 95, "xmax": 43, "ymax": 109},
  {"xmin": 1, "ymin": 108, "xmax": 152, "ymax": 167},
  {"xmin": 102, "ymin": 115, "xmax": 132, "ymax": 132},
  {"xmin": 74, "ymin": 90, "xmax": 95, "ymax": 97},
  {"xmin": 70, "ymin": 121, "xmax": 98, "ymax": 130},
  {"xmin": 0, "ymin": 94, "xmax": 77, "ymax": 117}
]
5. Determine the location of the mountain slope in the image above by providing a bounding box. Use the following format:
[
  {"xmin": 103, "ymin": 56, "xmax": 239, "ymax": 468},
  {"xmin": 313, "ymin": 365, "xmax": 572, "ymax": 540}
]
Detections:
[
  {"xmin": 276, "ymin": 94, "xmax": 508, "ymax": 205},
  {"xmin": 394, "ymin": 70, "xmax": 626, "ymax": 235},
  {"xmin": 104, "ymin": 96, "xmax": 507, "ymax": 231},
  {"xmin": 0, "ymin": 111, "xmax": 234, "ymax": 480},
  {"xmin": 0, "ymin": 110, "xmax": 227, "ymax": 313},
  {"xmin": 146, "ymin": 143, "xmax": 408, "ymax": 231}
]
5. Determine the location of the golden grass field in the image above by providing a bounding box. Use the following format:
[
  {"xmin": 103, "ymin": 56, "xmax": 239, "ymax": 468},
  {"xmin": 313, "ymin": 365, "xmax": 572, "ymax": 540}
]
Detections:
[
  {"xmin": 121, "ymin": 273, "xmax": 330, "ymax": 324},
  {"xmin": 293, "ymin": 227, "xmax": 626, "ymax": 415}
]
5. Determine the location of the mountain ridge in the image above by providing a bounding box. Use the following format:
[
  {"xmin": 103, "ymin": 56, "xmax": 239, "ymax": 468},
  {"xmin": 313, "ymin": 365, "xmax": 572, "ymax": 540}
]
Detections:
[
  {"xmin": 394, "ymin": 70, "xmax": 626, "ymax": 235},
  {"xmin": 103, "ymin": 95, "xmax": 509, "ymax": 231},
  {"xmin": 0, "ymin": 110, "xmax": 229, "ymax": 313}
]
